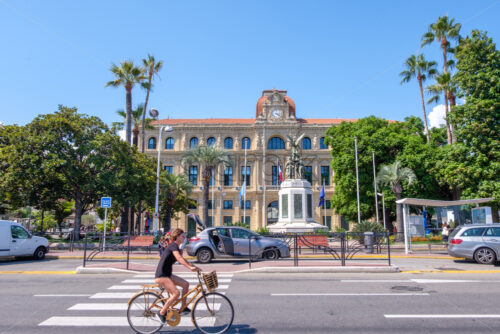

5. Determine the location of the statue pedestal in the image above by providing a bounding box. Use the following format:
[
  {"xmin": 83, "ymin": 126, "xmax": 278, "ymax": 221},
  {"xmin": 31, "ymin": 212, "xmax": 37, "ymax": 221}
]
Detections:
[{"xmin": 267, "ymin": 179, "xmax": 328, "ymax": 233}]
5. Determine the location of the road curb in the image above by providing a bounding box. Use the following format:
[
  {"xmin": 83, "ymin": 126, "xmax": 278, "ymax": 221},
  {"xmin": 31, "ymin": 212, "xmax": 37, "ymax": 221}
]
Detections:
[
  {"xmin": 235, "ymin": 266, "xmax": 400, "ymax": 273},
  {"xmin": 75, "ymin": 266, "xmax": 145, "ymax": 274}
]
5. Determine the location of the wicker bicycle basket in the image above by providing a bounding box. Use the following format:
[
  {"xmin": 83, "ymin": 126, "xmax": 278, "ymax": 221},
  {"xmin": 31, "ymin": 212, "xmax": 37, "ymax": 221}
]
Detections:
[{"xmin": 202, "ymin": 271, "xmax": 218, "ymax": 291}]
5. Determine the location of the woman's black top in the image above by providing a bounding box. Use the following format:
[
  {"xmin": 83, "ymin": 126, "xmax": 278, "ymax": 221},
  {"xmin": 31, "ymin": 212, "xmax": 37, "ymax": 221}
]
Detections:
[{"xmin": 155, "ymin": 242, "xmax": 180, "ymax": 278}]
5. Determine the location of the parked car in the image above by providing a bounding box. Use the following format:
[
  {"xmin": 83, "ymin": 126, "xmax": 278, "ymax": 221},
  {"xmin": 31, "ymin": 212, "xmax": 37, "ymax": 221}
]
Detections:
[
  {"xmin": 448, "ymin": 224, "xmax": 500, "ymax": 264},
  {"xmin": 185, "ymin": 226, "xmax": 291, "ymax": 263},
  {"xmin": 0, "ymin": 220, "xmax": 50, "ymax": 260}
]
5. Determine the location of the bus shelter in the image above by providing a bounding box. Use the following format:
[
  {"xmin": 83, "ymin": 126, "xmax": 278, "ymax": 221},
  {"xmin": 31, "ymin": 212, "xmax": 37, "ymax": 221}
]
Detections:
[{"xmin": 396, "ymin": 197, "xmax": 495, "ymax": 254}]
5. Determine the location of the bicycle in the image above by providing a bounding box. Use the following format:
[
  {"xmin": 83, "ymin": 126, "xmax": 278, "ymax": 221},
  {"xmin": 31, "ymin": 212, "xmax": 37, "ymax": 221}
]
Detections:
[{"xmin": 126, "ymin": 270, "xmax": 234, "ymax": 334}]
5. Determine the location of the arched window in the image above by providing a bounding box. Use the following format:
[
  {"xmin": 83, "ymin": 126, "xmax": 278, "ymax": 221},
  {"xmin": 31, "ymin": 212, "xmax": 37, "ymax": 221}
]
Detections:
[
  {"xmin": 268, "ymin": 137, "xmax": 285, "ymax": 150},
  {"xmin": 148, "ymin": 137, "xmax": 156, "ymax": 149},
  {"xmin": 302, "ymin": 137, "xmax": 311, "ymax": 150},
  {"xmin": 207, "ymin": 137, "xmax": 216, "ymax": 147},
  {"xmin": 165, "ymin": 137, "xmax": 174, "ymax": 150},
  {"xmin": 320, "ymin": 137, "xmax": 327, "ymax": 149},
  {"xmin": 241, "ymin": 137, "xmax": 251, "ymax": 150},
  {"xmin": 224, "ymin": 137, "xmax": 233, "ymax": 149},
  {"xmin": 190, "ymin": 137, "xmax": 198, "ymax": 149}
]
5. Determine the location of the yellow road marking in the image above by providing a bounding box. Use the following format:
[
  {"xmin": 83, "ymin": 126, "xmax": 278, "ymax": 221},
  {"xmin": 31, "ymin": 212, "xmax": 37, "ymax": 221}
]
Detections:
[{"xmin": 0, "ymin": 271, "xmax": 76, "ymax": 275}]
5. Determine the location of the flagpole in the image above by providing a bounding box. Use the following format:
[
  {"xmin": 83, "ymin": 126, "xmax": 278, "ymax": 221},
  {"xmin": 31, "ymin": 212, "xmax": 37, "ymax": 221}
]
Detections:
[
  {"xmin": 323, "ymin": 180, "xmax": 326, "ymax": 226},
  {"xmin": 243, "ymin": 145, "xmax": 247, "ymax": 224},
  {"xmin": 355, "ymin": 136, "xmax": 361, "ymax": 225}
]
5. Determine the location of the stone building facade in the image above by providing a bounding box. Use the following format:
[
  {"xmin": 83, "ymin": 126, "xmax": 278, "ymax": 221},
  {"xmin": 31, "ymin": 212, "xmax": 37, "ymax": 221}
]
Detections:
[{"xmin": 140, "ymin": 89, "xmax": 356, "ymax": 235}]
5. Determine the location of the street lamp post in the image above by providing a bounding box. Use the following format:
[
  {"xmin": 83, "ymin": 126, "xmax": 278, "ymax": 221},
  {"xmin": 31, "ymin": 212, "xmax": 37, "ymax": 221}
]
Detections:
[
  {"xmin": 377, "ymin": 192, "xmax": 386, "ymax": 231},
  {"xmin": 150, "ymin": 108, "xmax": 173, "ymax": 235}
]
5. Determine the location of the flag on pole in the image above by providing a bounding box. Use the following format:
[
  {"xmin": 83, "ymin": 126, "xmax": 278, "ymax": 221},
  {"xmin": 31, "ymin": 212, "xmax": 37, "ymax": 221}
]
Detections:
[
  {"xmin": 318, "ymin": 183, "xmax": 325, "ymax": 207},
  {"xmin": 277, "ymin": 159, "xmax": 283, "ymax": 183},
  {"xmin": 239, "ymin": 182, "xmax": 246, "ymax": 201}
]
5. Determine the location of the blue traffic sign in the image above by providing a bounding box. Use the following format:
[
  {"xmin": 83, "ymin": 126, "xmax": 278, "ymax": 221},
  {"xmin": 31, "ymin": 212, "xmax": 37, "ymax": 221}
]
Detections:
[{"xmin": 101, "ymin": 197, "xmax": 112, "ymax": 208}]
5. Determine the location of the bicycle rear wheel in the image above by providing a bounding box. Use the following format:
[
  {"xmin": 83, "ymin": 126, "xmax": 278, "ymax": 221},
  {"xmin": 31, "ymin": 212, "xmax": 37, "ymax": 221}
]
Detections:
[
  {"xmin": 191, "ymin": 292, "xmax": 234, "ymax": 334},
  {"xmin": 127, "ymin": 291, "xmax": 164, "ymax": 334}
]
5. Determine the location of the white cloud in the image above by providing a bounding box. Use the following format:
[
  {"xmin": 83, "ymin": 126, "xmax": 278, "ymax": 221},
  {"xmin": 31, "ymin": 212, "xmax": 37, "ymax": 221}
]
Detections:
[
  {"xmin": 118, "ymin": 129, "xmax": 126, "ymax": 141},
  {"xmin": 428, "ymin": 104, "xmax": 447, "ymax": 129}
]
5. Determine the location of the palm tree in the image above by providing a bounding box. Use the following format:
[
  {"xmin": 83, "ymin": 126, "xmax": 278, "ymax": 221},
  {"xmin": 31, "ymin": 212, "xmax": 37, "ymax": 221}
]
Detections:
[
  {"xmin": 182, "ymin": 145, "xmax": 231, "ymax": 226},
  {"xmin": 160, "ymin": 172, "xmax": 193, "ymax": 231},
  {"xmin": 400, "ymin": 54, "xmax": 437, "ymax": 143},
  {"xmin": 421, "ymin": 15, "xmax": 461, "ymax": 75},
  {"xmin": 114, "ymin": 104, "xmax": 154, "ymax": 146},
  {"xmin": 427, "ymin": 72, "xmax": 457, "ymax": 144},
  {"xmin": 377, "ymin": 161, "xmax": 416, "ymax": 242},
  {"xmin": 141, "ymin": 55, "xmax": 163, "ymax": 153},
  {"xmin": 105, "ymin": 61, "xmax": 146, "ymax": 145}
]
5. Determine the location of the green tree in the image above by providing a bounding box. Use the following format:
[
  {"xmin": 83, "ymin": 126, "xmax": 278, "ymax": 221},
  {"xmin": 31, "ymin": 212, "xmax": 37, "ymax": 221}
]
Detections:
[
  {"xmin": 444, "ymin": 30, "xmax": 500, "ymax": 221},
  {"xmin": 182, "ymin": 145, "xmax": 231, "ymax": 226},
  {"xmin": 0, "ymin": 124, "xmax": 68, "ymax": 233},
  {"xmin": 105, "ymin": 61, "xmax": 146, "ymax": 145},
  {"xmin": 141, "ymin": 54, "xmax": 163, "ymax": 153},
  {"xmin": 426, "ymin": 72, "xmax": 457, "ymax": 144},
  {"xmin": 400, "ymin": 54, "xmax": 437, "ymax": 143},
  {"xmin": 324, "ymin": 116, "xmax": 450, "ymax": 230},
  {"xmin": 159, "ymin": 172, "xmax": 194, "ymax": 232},
  {"xmin": 24, "ymin": 106, "xmax": 153, "ymax": 240},
  {"xmin": 53, "ymin": 200, "xmax": 73, "ymax": 237},
  {"xmin": 113, "ymin": 104, "xmax": 154, "ymax": 147},
  {"xmin": 421, "ymin": 15, "xmax": 461, "ymax": 75},
  {"xmin": 377, "ymin": 161, "xmax": 416, "ymax": 241}
]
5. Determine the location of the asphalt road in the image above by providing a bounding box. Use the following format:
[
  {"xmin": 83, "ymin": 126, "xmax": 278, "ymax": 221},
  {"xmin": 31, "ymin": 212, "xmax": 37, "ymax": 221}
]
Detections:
[{"xmin": 2, "ymin": 268, "xmax": 500, "ymax": 333}]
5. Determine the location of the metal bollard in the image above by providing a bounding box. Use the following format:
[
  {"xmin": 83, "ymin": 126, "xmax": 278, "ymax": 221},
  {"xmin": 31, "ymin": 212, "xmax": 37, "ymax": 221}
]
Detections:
[{"xmin": 364, "ymin": 232, "xmax": 374, "ymax": 254}]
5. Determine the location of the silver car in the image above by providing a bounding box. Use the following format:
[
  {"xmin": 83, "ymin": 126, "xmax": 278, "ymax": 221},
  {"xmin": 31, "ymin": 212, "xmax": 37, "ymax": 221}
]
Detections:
[
  {"xmin": 185, "ymin": 226, "xmax": 291, "ymax": 263},
  {"xmin": 448, "ymin": 224, "xmax": 500, "ymax": 264}
]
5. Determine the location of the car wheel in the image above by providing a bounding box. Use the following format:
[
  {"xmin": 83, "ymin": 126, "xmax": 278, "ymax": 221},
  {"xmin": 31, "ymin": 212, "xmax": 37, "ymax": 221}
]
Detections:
[
  {"xmin": 474, "ymin": 247, "xmax": 496, "ymax": 265},
  {"xmin": 33, "ymin": 247, "xmax": 46, "ymax": 260},
  {"xmin": 196, "ymin": 247, "xmax": 213, "ymax": 264},
  {"xmin": 264, "ymin": 249, "xmax": 279, "ymax": 260}
]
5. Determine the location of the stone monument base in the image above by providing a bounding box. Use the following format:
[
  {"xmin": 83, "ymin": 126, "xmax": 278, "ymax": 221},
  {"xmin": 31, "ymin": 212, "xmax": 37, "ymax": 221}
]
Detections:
[{"xmin": 267, "ymin": 221, "xmax": 328, "ymax": 233}]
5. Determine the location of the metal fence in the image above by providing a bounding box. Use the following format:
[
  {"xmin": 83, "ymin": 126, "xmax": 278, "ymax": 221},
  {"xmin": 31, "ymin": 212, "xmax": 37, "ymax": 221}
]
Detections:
[
  {"xmin": 81, "ymin": 231, "xmax": 391, "ymax": 270},
  {"xmin": 249, "ymin": 232, "xmax": 391, "ymax": 268}
]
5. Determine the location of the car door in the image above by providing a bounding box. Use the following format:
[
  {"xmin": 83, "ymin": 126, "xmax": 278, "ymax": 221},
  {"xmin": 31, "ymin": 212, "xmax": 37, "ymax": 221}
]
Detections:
[
  {"xmin": 216, "ymin": 228, "xmax": 234, "ymax": 256},
  {"xmin": 482, "ymin": 227, "xmax": 500, "ymax": 256},
  {"xmin": 230, "ymin": 228, "xmax": 262, "ymax": 256},
  {"xmin": 10, "ymin": 225, "xmax": 33, "ymax": 256},
  {"xmin": 0, "ymin": 223, "xmax": 10, "ymax": 256}
]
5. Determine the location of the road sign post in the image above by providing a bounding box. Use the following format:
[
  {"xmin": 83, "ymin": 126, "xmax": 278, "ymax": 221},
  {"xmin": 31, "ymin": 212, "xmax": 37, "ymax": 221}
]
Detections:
[{"xmin": 100, "ymin": 197, "xmax": 112, "ymax": 253}]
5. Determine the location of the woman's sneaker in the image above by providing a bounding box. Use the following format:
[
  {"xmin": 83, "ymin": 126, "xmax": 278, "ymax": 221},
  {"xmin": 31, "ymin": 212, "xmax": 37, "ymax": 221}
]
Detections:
[{"xmin": 156, "ymin": 311, "xmax": 166, "ymax": 323}]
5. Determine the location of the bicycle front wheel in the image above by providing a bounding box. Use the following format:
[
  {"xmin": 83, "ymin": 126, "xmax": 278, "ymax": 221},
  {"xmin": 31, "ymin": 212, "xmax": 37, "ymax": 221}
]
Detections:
[
  {"xmin": 127, "ymin": 291, "xmax": 164, "ymax": 334},
  {"xmin": 192, "ymin": 292, "xmax": 234, "ymax": 334}
]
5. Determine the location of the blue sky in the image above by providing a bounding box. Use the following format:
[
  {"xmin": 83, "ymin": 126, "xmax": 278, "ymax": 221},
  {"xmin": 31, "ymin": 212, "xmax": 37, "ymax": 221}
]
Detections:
[{"xmin": 0, "ymin": 0, "xmax": 498, "ymax": 127}]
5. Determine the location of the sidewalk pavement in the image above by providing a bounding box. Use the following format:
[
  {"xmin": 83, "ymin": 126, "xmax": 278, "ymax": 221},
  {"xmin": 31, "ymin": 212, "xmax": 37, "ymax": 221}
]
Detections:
[{"xmin": 41, "ymin": 246, "xmax": 470, "ymax": 274}]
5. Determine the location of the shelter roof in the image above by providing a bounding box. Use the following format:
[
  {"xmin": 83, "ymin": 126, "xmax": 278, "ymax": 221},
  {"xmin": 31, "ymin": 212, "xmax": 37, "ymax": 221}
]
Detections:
[{"xmin": 396, "ymin": 198, "xmax": 494, "ymax": 207}]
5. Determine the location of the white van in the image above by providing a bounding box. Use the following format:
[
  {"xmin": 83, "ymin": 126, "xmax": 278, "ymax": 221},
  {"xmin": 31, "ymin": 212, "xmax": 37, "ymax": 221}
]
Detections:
[{"xmin": 0, "ymin": 220, "xmax": 49, "ymax": 260}]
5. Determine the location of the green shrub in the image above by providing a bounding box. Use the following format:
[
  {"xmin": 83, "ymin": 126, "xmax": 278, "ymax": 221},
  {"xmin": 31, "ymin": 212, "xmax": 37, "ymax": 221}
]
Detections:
[
  {"xmin": 255, "ymin": 227, "xmax": 270, "ymax": 235},
  {"xmin": 352, "ymin": 221, "xmax": 385, "ymax": 233}
]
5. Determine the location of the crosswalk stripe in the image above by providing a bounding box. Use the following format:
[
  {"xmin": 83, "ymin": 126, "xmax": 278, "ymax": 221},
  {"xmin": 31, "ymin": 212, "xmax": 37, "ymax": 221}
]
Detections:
[
  {"xmin": 68, "ymin": 303, "xmax": 221, "ymax": 311},
  {"xmin": 272, "ymin": 293, "xmax": 430, "ymax": 296},
  {"xmin": 39, "ymin": 316, "xmax": 215, "ymax": 326},
  {"xmin": 91, "ymin": 291, "xmax": 225, "ymax": 299},
  {"xmin": 385, "ymin": 314, "xmax": 500, "ymax": 318},
  {"xmin": 134, "ymin": 274, "xmax": 234, "ymax": 278},
  {"xmin": 122, "ymin": 278, "xmax": 232, "ymax": 284}
]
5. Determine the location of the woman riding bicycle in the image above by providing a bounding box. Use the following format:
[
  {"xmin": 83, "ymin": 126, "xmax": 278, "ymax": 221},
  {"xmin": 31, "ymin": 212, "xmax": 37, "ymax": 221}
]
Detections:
[{"xmin": 154, "ymin": 228, "xmax": 200, "ymax": 323}]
